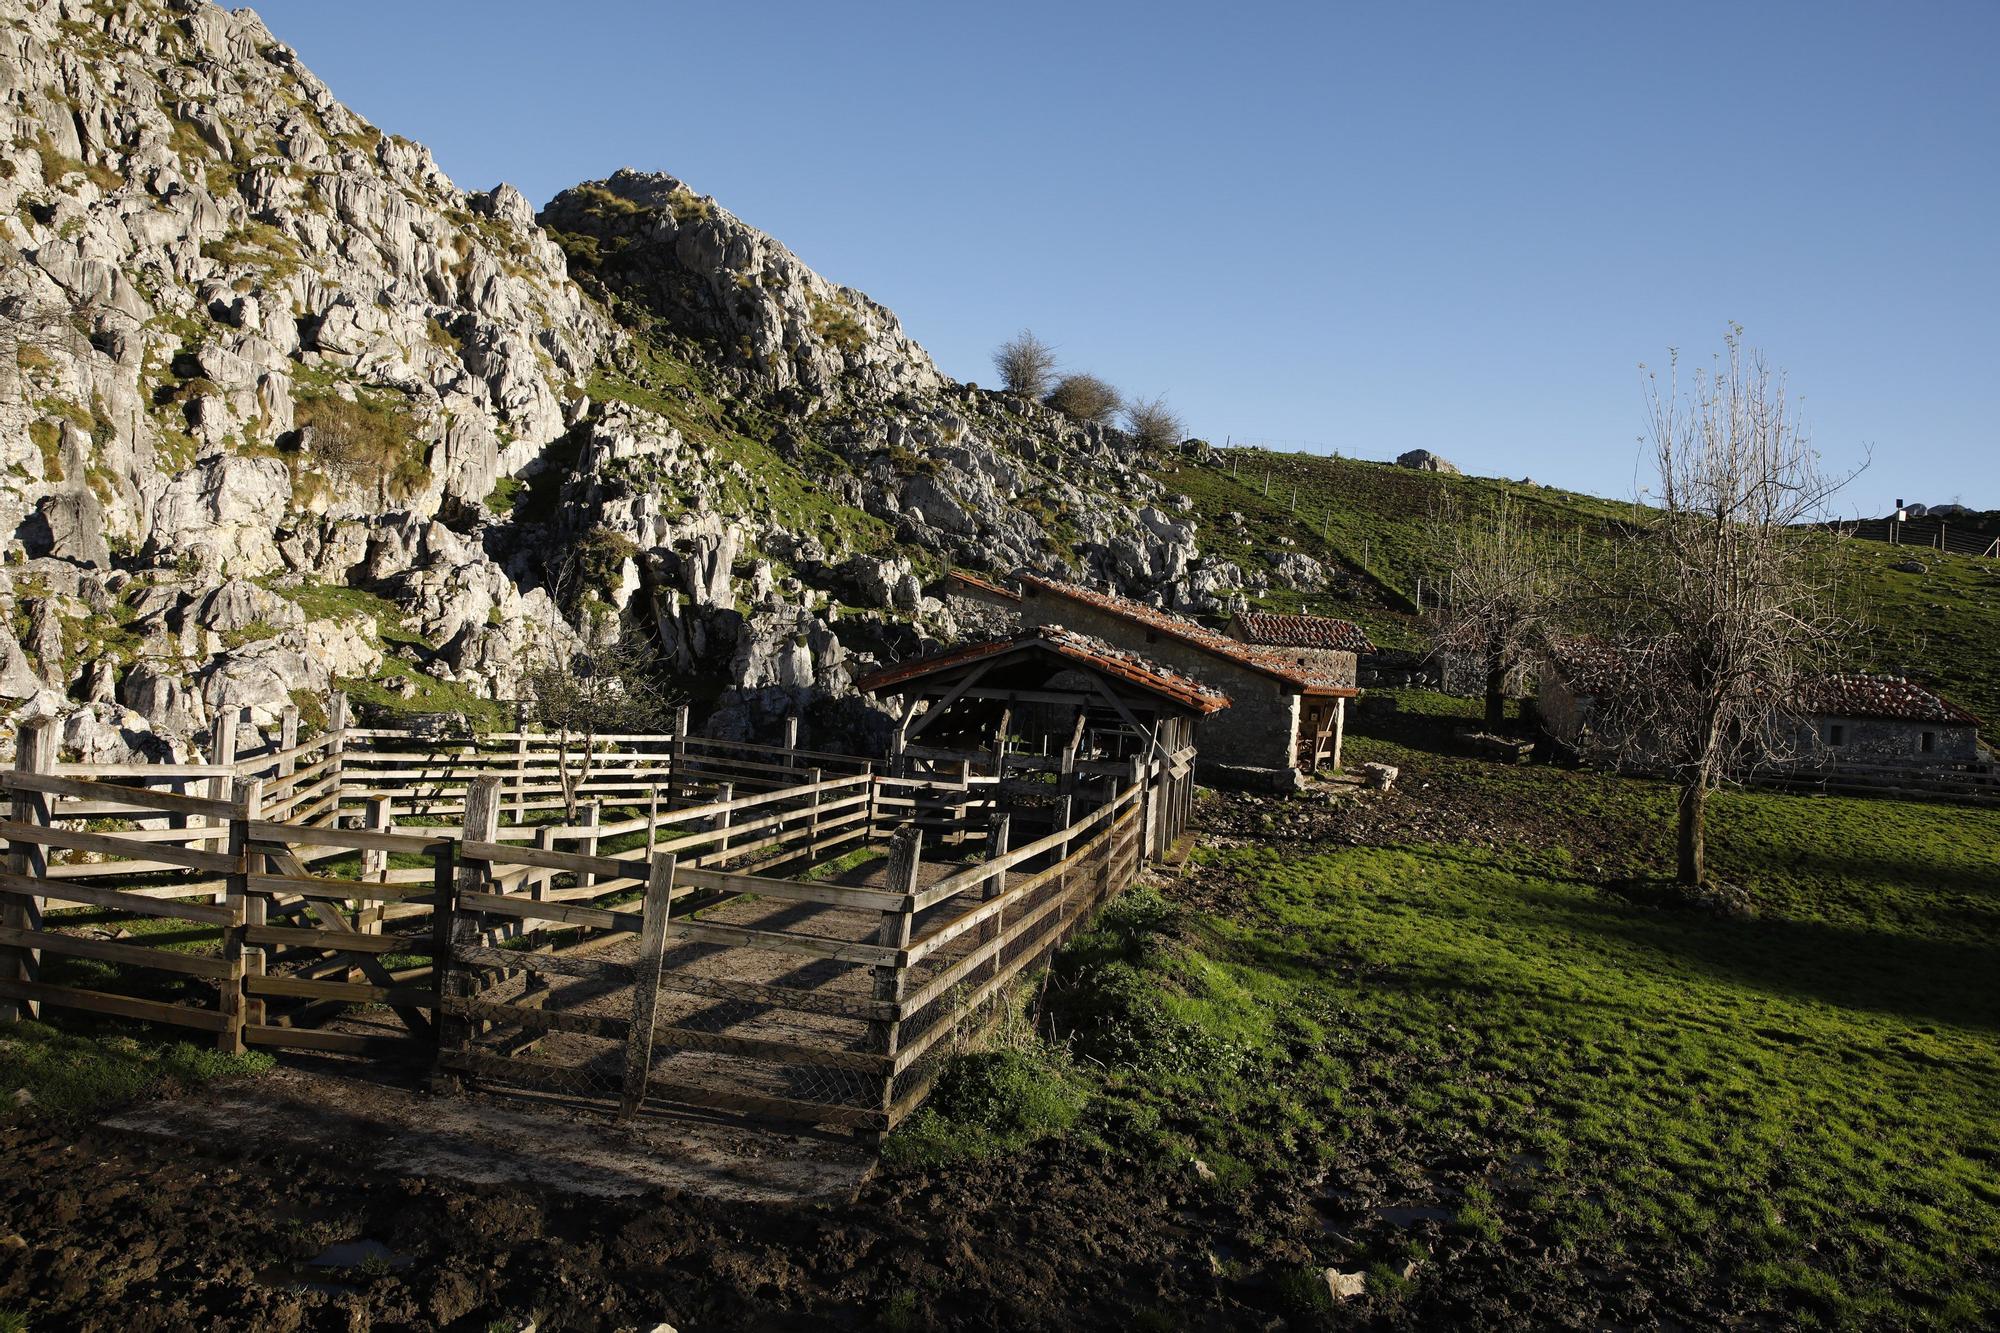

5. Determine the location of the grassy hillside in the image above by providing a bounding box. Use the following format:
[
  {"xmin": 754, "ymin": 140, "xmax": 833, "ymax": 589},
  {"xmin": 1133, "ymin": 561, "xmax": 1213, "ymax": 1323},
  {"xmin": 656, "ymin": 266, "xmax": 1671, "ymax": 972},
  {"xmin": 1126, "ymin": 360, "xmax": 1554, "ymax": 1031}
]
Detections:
[
  {"xmin": 1151, "ymin": 448, "xmax": 2000, "ymax": 736},
  {"xmin": 896, "ymin": 694, "xmax": 2000, "ymax": 1326}
]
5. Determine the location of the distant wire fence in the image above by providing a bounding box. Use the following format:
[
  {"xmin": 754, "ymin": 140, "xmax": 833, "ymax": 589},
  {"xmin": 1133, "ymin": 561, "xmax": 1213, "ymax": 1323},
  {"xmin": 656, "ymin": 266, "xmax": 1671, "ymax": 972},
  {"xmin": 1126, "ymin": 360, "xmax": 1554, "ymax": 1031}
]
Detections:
[{"xmin": 1807, "ymin": 517, "xmax": 2000, "ymax": 559}]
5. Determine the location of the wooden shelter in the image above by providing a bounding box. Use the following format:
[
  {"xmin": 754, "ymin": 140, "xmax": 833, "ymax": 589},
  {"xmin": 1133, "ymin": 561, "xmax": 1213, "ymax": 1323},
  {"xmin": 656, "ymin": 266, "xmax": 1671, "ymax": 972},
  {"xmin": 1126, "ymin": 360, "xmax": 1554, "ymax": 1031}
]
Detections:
[{"xmin": 855, "ymin": 626, "xmax": 1225, "ymax": 849}]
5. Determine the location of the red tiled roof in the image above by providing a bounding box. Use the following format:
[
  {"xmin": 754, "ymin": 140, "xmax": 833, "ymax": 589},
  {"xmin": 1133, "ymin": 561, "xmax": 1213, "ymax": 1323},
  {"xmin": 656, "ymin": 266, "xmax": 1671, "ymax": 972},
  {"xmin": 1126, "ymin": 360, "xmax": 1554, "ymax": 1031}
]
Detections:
[
  {"xmin": 941, "ymin": 570, "xmax": 1021, "ymax": 602},
  {"xmin": 854, "ymin": 626, "xmax": 1230, "ymax": 715},
  {"xmin": 1230, "ymin": 610, "xmax": 1375, "ymax": 655},
  {"xmin": 1015, "ymin": 574, "xmax": 1359, "ymax": 697},
  {"xmin": 1796, "ymin": 674, "xmax": 1981, "ymax": 727}
]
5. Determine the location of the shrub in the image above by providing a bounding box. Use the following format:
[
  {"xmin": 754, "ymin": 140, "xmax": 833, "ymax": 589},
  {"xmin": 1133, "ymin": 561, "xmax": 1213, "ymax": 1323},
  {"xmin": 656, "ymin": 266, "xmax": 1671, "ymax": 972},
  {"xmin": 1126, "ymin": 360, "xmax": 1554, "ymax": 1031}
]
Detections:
[
  {"xmin": 1122, "ymin": 394, "xmax": 1186, "ymax": 450},
  {"xmin": 1045, "ymin": 372, "xmax": 1121, "ymax": 426},
  {"xmin": 810, "ymin": 296, "xmax": 867, "ymax": 355},
  {"xmin": 297, "ymin": 391, "xmax": 430, "ymax": 502},
  {"xmin": 992, "ymin": 329, "xmax": 1057, "ymax": 397}
]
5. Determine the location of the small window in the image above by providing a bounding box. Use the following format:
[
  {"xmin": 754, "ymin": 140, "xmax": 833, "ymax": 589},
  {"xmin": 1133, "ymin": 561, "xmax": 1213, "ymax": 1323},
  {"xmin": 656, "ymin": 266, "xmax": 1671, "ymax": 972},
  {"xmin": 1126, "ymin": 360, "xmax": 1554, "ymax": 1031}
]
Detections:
[
  {"xmin": 1921, "ymin": 732, "xmax": 1936, "ymax": 753},
  {"xmin": 1828, "ymin": 724, "xmax": 1846, "ymax": 747}
]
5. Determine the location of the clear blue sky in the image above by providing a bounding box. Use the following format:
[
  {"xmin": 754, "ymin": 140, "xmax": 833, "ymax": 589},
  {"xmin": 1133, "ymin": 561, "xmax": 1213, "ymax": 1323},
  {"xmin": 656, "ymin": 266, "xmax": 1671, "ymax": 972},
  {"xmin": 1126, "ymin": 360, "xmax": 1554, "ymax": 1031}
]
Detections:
[{"xmin": 244, "ymin": 0, "xmax": 1998, "ymax": 511}]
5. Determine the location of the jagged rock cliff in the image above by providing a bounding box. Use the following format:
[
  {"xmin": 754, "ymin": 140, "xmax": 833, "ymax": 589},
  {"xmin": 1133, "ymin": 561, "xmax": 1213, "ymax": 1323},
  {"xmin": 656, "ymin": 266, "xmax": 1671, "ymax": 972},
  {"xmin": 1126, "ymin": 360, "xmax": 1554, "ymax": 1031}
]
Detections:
[{"xmin": 0, "ymin": 0, "xmax": 1310, "ymax": 760}]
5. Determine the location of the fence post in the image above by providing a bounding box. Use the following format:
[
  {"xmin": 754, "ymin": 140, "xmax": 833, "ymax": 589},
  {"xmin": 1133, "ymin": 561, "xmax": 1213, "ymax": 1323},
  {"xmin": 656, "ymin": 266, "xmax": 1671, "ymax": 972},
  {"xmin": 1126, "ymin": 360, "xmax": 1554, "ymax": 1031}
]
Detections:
[
  {"xmin": 807, "ymin": 767, "xmax": 823, "ymax": 854},
  {"xmin": 782, "ymin": 714, "xmax": 799, "ymax": 769},
  {"xmin": 219, "ymin": 776, "xmax": 261, "ymax": 1053},
  {"xmin": 579, "ymin": 799, "xmax": 601, "ymax": 889},
  {"xmin": 646, "ymin": 781, "xmax": 660, "ymax": 858},
  {"xmin": 532, "ymin": 824, "xmax": 555, "ymax": 901},
  {"xmin": 713, "ymin": 782, "xmax": 733, "ymax": 868},
  {"xmin": 668, "ymin": 704, "xmax": 689, "ymax": 810},
  {"xmin": 979, "ymin": 813, "xmax": 1010, "ymax": 987},
  {"xmin": 620, "ymin": 853, "xmax": 676, "ymax": 1117},
  {"xmin": 361, "ymin": 796, "xmax": 391, "ymax": 932},
  {"xmin": 277, "ymin": 704, "xmax": 299, "ymax": 785},
  {"xmin": 428, "ymin": 837, "xmax": 457, "ymax": 1070},
  {"xmin": 237, "ymin": 778, "xmax": 266, "ymax": 1027},
  {"xmin": 1131, "ymin": 756, "xmax": 1153, "ymax": 869},
  {"xmin": 870, "ymin": 827, "xmax": 922, "ymax": 1129},
  {"xmin": 512, "ymin": 701, "xmax": 529, "ymax": 826},
  {"xmin": 326, "ymin": 691, "xmax": 350, "ymax": 823},
  {"xmin": 435, "ymin": 777, "xmax": 500, "ymax": 1092},
  {"xmin": 206, "ymin": 707, "xmax": 239, "ymax": 855},
  {"xmin": 1, "ymin": 717, "xmax": 57, "ymax": 1021}
]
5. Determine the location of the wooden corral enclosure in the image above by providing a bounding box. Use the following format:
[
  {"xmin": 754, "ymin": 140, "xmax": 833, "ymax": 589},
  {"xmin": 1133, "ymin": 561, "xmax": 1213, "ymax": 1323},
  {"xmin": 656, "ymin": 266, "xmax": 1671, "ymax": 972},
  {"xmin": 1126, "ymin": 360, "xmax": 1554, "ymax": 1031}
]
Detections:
[{"xmin": 0, "ymin": 697, "xmax": 1186, "ymax": 1134}]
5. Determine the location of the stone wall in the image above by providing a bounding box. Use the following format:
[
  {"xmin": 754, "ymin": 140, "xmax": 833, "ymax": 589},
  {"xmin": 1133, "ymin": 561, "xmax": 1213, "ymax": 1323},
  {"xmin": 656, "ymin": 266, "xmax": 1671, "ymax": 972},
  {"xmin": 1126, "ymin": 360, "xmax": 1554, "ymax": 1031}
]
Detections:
[
  {"xmin": 1796, "ymin": 716, "xmax": 1980, "ymax": 766},
  {"xmin": 1016, "ymin": 591, "xmax": 1301, "ymax": 770}
]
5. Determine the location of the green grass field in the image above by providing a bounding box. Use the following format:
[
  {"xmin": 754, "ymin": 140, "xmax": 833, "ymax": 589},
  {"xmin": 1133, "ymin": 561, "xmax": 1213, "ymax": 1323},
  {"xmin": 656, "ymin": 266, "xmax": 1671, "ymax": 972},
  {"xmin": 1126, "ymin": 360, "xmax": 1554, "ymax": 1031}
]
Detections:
[{"xmin": 898, "ymin": 698, "xmax": 2000, "ymax": 1326}]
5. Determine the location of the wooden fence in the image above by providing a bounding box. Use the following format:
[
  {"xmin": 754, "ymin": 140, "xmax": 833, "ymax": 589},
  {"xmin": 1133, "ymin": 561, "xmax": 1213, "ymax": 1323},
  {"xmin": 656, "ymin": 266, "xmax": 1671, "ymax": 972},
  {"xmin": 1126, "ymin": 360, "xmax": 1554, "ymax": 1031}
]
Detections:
[
  {"xmin": 1752, "ymin": 756, "xmax": 2000, "ymax": 809},
  {"xmin": 0, "ymin": 706, "xmax": 1182, "ymax": 1134}
]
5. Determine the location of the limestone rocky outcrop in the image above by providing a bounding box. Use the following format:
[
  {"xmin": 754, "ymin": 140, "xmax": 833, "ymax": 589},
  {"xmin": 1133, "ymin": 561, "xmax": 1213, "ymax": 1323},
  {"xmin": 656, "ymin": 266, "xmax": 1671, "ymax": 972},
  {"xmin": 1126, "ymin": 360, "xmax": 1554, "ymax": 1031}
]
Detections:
[{"xmin": 0, "ymin": 0, "xmax": 1340, "ymax": 757}]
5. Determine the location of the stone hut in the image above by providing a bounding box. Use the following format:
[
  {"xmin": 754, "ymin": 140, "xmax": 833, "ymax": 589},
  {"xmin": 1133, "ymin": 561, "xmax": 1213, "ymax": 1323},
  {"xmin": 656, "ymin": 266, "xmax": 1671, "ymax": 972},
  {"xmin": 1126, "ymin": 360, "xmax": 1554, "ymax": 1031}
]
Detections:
[
  {"xmin": 1013, "ymin": 574, "xmax": 1358, "ymax": 787},
  {"xmin": 1538, "ymin": 644, "xmax": 1983, "ymax": 771},
  {"xmin": 1790, "ymin": 675, "xmax": 1982, "ymax": 766}
]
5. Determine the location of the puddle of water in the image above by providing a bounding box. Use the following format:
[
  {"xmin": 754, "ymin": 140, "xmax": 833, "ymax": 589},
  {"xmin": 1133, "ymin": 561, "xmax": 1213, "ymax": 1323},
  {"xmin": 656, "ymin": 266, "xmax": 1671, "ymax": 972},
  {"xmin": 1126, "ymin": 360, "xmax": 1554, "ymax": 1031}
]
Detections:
[{"xmin": 309, "ymin": 1237, "xmax": 412, "ymax": 1269}]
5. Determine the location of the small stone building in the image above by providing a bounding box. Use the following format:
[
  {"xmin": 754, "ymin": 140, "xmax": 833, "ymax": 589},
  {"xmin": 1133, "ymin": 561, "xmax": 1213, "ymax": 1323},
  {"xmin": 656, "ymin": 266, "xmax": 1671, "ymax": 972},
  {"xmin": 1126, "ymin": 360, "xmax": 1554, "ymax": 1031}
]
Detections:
[
  {"xmin": 1790, "ymin": 675, "xmax": 1982, "ymax": 765},
  {"xmin": 1539, "ymin": 644, "xmax": 1983, "ymax": 771},
  {"xmin": 1013, "ymin": 574, "xmax": 1358, "ymax": 786},
  {"xmin": 1225, "ymin": 610, "xmax": 1376, "ymax": 677}
]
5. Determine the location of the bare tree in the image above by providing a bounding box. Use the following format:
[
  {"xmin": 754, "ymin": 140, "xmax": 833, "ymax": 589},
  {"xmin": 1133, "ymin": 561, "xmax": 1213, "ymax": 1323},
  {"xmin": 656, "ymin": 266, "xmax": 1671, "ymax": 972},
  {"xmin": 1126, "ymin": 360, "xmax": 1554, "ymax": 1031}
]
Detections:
[
  {"xmin": 520, "ymin": 629, "xmax": 678, "ymax": 822},
  {"xmin": 1122, "ymin": 394, "xmax": 1186, "ymax": 451},
  {"xmin": 992, "ymin": 329, "xmax": 1058, "ymax": 398},
  {"xmin": 520, "ymin": 545, "xmax": 679, "ymax": 821},
  {"xmin": 1590, "ymin": 327, "xmax": 1857, "ymax": 888},
  {"xmin": 1043, "ymin": 372, "xmax": 1121, "ymax": 426},
  {"xmin": 1432, "ymin": 491, "xmax": 1564, "ymax": 729}
]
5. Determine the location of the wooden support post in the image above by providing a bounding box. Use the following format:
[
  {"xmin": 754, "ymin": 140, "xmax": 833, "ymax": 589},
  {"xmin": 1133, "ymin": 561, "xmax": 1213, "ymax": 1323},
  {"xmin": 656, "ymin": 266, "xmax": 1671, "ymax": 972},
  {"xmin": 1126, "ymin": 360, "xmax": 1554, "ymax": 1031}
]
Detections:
[
  {"xmin": 645, "ymin": 782, "xmax": 660, "ymax": 859},
  {"xmin": 668, "ymin": 704, "xmax": 689, "ymax": 809},
  {"xmin": 532, "ymin": 824, "xmax": 555, "ymax": 901},
  {"xmin": 713, "ymin": 783, "xmax": 734, "ymax": 868},
  {"xmin": 979, "ymin": 813, "xmax": 1010, "ymax": 986},
  {"xmin": 206, "ymin": 707, "xmax": 239, "ymax": 855},
  {"xmin": 325, "ymin": 691, "xmax": 349, "ymax": 825},
  {"xmin": 2, "ymin": 718, "xmax": 57, "ymax": 1021},
  {"xmin": 1332, "ymin": 697, "xmax": 1347, "ymax": 773},
  {"xmin": 620, "ymin": 854, "xmax": 676, "ymax": 1117},
  {"xmin": 579, "ymin": 799, "xmax": 601, "ymax": 889},
  {"xmin": 865, "ymin": 771, "xmax": 882, "ymax": 843},
  {"xmin": 238, "ymin": 778, "xmax": 266, "ymax": 1025},
  {"xmin": 512, "ymin": 701, "xmax": 530, "ymax": 825},
  {"xmin": 782, "ymin": 714, "xmax": 799, "ymax": 768},
  {"xmin": 1131, "ymin": 756, "xmax": 1154, "ymax": 868},
  {"xmin": 428, "ymin": 838, "xmax": 456, "ymax": 1065},
  {"xmin": 435, "ymin": 778, "xmax": 500, "ymax": 1091},
  {"xmin": 219, "ymin": 776, "xmax": 260, "ymax": 1052},
  {"xmin": 807, "ymin": 767, "xmax": 823, "ymax": 852},
  {"xmin": 277, "ymin": 705, "xmax": 299, "ymax": 782},
  {"xmin": 870, "ymin": 828, "xmax": 922, "ymax": 1124},
  {"xmin": 361, "ymin": 796, "xmax": 392, "ymax": 931}
]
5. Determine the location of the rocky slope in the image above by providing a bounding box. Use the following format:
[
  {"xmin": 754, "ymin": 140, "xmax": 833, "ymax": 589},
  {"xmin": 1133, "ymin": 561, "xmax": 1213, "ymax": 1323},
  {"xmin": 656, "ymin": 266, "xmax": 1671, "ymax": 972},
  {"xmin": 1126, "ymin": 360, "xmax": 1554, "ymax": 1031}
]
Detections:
[{"xmin": 0, "ymin": 0, "xmax": 1318, "ymax": 760}]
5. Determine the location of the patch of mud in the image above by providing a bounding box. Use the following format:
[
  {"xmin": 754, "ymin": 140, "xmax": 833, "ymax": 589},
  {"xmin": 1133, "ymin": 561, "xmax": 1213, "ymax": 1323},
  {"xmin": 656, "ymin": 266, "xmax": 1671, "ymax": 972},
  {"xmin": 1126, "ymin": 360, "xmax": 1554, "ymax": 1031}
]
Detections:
[{"xmin": 102, "ymin": 1065, "xmax": 873, "ymax": 1205}]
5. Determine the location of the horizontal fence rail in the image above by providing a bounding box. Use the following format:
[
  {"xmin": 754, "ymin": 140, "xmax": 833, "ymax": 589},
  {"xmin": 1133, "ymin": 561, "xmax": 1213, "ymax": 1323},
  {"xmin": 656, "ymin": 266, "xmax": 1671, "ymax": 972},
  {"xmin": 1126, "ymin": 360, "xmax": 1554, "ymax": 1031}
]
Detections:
[{"xmin": 0, "ymin": 701, "xmax": 1193, "ymax": 1136}]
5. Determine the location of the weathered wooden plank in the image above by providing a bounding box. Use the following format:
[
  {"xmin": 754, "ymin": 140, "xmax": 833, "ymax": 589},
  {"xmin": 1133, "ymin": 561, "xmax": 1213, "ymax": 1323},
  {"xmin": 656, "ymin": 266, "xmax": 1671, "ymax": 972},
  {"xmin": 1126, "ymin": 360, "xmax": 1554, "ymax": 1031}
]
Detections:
[
  {"xmin": 243, "ymin": 1025, "xmax": 423, "ymax": 1057},
  {"xmin": 0, "ymin": 925, "xmax": 231, "ymax": 978},
  {"xmin": 244, "ymin": 924, "xmax": 434, "ymax": 955},
  {"xmin": 0, "ymin": 769, "xmax": 244, "ymax": 819},
  {"xmin": 458, "ymin": 890, "xmax": 641, "ymax": 934},
  {"xmin": 0, "ymin": 820, "xmax": 239, "ymax": 873},
  {"xmin": 664, "ymin": 917, "xmax": 900, "ymax": 967},
  {"xmin": 0, "ymin": 871, "xmax": 236, "ymax": 925},
  {"xmin": 649, "ymin": 1023, "xmax": 890, "ymax": 1073},
  {"xmin": 246, "ymin": 872, "xmax": 438, "ymax": 903},
  {"xmin": 673, "ymin": 863, "xmax": 905, "ymax": 912},
  {"xmin": 245, "ymin": 974, "xmax": 438, "ymax": 1007},
  {"xmin": 247, "ymin": 821, "xmax": 450, "ymax": 856},
  {"xmin": 0, "ymin": 978, "xmax": 230, "ymax": 1032},
  {"xmin": 452, "ymin": 943, "xmax": 634, "ymax": 981},
  {"xmin": 441, "ymin": 994, "xmax": 631, "ymax": 1040}
]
